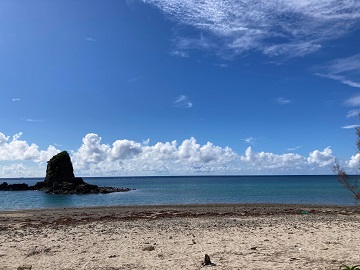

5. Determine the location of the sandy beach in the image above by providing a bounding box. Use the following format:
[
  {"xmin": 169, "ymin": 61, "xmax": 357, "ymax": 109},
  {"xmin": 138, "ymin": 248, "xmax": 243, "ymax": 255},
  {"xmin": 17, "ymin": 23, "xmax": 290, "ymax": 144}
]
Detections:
[{"xmin": 1, "ymin": 204, "xmax": 360, "ymax": 270}]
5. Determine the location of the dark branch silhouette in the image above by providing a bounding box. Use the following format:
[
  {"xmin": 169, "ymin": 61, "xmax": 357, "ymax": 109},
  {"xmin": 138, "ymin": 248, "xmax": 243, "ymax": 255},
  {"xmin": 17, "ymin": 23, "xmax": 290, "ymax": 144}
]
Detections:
[{"xmin": 333, "ymin": 115, "xmax": 360, "ymax": 201}]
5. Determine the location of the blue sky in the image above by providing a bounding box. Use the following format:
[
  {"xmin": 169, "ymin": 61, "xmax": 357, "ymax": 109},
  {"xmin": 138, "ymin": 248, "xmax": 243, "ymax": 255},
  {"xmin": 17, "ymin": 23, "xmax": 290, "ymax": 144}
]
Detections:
[{"xmin": 1, "ymin": 0, "xmax": 360, "ymax": 177}]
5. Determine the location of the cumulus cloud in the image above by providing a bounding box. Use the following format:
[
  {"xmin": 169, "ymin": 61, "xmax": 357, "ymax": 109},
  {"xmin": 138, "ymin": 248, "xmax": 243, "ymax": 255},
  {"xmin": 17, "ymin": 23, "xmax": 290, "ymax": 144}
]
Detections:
[
  {"xmin": 72, "ymin": 134, "xmax": 237, "ymax": 175},
  {"xmin": 0, "ymin": 131, "xmax": 348, "ymax": 177},
  {"xmin": 347, "ymin": 153, "xmax": 360, "ymax": 169},
  {"xmin": 173, "ymin": 95, "xmax": 193, "ymax": 108},
  {"xmin": 307, "ymin": 147, "xmax": 335, "ymax": 167},
  {"xmin": 0, "ymin": 163, "xmax": 27, "ymax": 177},
  {"xmin": 240, "ymin": 146, "xmax": 305, "ymax": 170},
  {"xmin": 143, "ymin": 0, "xmax": 360, "ymax": 58},
  {"xmin": 240, "ymin": 146, "xmax": 335, "ymax": 173},
  {"xmin": 0, "ymin": 132, "xmax": 60, "ymax": 162}
]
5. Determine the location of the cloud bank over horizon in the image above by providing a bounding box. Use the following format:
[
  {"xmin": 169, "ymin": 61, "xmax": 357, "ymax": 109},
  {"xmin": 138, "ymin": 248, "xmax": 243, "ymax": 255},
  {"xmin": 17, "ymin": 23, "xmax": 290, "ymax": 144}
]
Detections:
[{"xmin": 0, "ymin": 131, "xmax": 342, "ymax": 177}]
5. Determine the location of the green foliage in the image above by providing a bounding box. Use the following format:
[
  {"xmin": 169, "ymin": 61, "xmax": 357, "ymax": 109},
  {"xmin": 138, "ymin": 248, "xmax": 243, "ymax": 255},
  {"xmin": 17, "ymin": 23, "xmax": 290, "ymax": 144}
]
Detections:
[{"xmin": 339, "ymin": 264, "xmax": 360, "ymax": 270}]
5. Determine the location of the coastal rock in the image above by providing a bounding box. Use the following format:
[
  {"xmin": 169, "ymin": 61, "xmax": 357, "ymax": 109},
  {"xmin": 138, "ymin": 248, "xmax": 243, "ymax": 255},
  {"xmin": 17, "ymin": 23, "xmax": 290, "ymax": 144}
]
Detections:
[
  {"xmin": 0, "ymin": 151, "xmax": 133, "ymax": 195},
  {"xmin": 44, "ymin": 151, "xmax": 76, "ymax": 186},
  {"xmin": 0, "ymin": 182, "xmax": 30, "ymax": 191}
]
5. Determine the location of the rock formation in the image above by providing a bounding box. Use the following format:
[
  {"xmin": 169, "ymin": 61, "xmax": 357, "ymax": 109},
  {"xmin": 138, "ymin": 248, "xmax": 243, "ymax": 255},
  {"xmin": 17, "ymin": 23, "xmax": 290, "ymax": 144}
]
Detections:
[
  {"xmin": 44, "ymin": 151, "xmax": 75, "ymax": 187},
  {"xmin": 0, "ymin": 151, "xmax": 132, "ymax": 194}
]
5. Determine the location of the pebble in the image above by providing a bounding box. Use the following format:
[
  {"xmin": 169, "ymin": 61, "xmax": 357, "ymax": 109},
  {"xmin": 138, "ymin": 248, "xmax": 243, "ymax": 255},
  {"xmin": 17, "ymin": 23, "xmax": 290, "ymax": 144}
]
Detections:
[
  {"xmin": 17, "ymin": 265, "xmax": 32, "ymax": 270},
  {"xmin": 142, "ymin": 245, "xmax": 155, "ymax": 251}
]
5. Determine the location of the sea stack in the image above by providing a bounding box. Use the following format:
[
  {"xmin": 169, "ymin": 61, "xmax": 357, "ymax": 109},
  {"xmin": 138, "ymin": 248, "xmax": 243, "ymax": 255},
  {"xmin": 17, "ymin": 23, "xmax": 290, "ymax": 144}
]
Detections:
[
  {"xmin": 39, "ymin": 151, "xmax": 131, "ymax": 194},
  {"xmin": 44, "ymin": 151, "xmax": 76, "ymax": 187},
  {"xmin": 0, "ymin": 151, "xmax": 132, "ymax": 194},
  {"xmin": 40, "ymin": 150, "xmax": 88, "ymax": 194}
]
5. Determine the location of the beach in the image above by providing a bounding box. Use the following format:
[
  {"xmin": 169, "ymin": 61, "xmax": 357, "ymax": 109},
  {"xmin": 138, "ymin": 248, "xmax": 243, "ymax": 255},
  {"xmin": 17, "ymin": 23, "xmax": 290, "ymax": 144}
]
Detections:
[{"xmin": 1, "ymin": 204, "xmax": 360, "ymax": 270}]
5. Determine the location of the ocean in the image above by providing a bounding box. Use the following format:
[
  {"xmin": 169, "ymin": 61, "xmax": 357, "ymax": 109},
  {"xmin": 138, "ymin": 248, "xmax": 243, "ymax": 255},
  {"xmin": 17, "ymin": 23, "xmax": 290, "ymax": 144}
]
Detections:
[{"xmin": 0, "ymin": 175, "xmax": 357, "ymax": 211}]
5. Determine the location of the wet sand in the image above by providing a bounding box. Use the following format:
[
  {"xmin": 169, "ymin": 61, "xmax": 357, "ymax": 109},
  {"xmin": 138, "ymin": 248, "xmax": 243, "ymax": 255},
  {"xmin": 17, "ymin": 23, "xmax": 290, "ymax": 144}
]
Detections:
[{"xmin": 1, "ymin": 204, "xmax": 360, "ymax": 269}]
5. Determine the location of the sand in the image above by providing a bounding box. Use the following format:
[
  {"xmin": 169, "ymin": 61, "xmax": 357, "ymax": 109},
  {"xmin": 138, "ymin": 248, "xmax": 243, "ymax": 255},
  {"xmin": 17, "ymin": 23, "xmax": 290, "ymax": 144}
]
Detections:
[{"xmin": 1, "ymin": 204, "xmax": 360, "ymax": 270}]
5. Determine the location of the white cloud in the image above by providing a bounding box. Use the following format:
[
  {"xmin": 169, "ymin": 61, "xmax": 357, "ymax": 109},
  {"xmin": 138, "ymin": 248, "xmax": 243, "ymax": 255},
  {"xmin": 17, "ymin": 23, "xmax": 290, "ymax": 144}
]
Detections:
[
  {"xmin": 307, "ymin": 147, "xmax": 335, "ymax": 167},
  {"xmin": 72, "ymin": 133, "xmax": 110, "ymax": 165},
  {"xmin": 263, "ymin": 42, "xmax": 322, "ymax": 58},
  {"xmin": 0, "ymin": 132, "xmax": 60, "ymax": 162},
  {"xmin": 143, "ymin": 0, "xmax": 360, "ymax": 58},
  {"xmin": 341, "ymin": 125, "xmax": 360, "ymax": 129},
  {"xmin": 170, "ymin": 50, "xmax": 189, "ymax": 58},
  {"xmin": 12, "ymin": 98, "xmax": 20, "ymax": 102},
  {"xmin": 240, "ymin": 146, "xmax": 335, "ymax": 173},
  {"xmin": 341, "ymin": 93, "xmax": 360, "ymax": 121},
  {"xmin": 0, "ymin": 132, "xmax": 348, "ymax": 177},
  {"xmin": 347, "ymin": 153, "xmax": 360, "ymax": 169},
  {"xmin": 84, "ymin": 37, "xmax": 96, "ymax": 42},
  {"xmin": 344, "ymin": 94, "xmax": 360, "ymax": 107},
  {"xmin": 317, "ymin": 54, "xmax": 360, "ymax": 88},
  {"xmin": 346, "ymin": 109, "xmax": 359, "ymax": 119},
  {"xmin": 0, "ymin": 163, "xmax": 27, "ymax": 177},
  {"xmin": 275, "ymin": 97, "xmax": 291, "ymax": 105},
  {"xmin": 242, "ymin": 137, "xmax": 258, "ymax": 145},
  {"xmin": 240, "ymin": 146, "xmax": 306, "ymax": 170},
  {"xmin": 173, "ymin": 95, "xmax": 193, "ymax": 108},
  {"xmin": 26, "ymin": 119, "xmax": 43, "ymax": 122},
  {"xmin": 71, "ymin": 135, "xmax": 237, "ymax": 175},
  {"xmin": 175, "ymin": 137, "xmax": 236, "ymax": 163},
  {"xmin": 215, "ymin": 63, "xmax": 229, "ymax": 68},
  {"xmin": 287, "ymin": 146, "xmax": 303, "ymax": 151}
]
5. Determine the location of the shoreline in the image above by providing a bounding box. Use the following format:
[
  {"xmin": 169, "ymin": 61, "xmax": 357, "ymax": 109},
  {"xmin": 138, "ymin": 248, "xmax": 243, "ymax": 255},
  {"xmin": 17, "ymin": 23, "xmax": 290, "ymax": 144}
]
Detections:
[
  {"xmin": 1, "ymin": 203, "xmax": 360, "ymax": 229},
  {"xmin": 1, "ymin": 203, "xmax": 360, "ymax": 269}
]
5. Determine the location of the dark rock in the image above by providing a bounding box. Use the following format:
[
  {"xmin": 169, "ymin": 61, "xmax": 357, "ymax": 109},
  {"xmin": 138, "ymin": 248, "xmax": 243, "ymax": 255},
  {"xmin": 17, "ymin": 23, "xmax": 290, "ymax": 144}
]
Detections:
[
  {"xmin": 0, "ymin": 182, "xmax": 8, "ymax": 190},
  {"xmin": 0, "ymin": 182, "xmax": 30, "ymax": 191},
  {"xmin": 201, "ymin": 254, "xmax": 216, "ymax": 266},
  {"xmin": 0, "ymin": 151, "xmax": 133, "ymax": 195},
  {"xmin": 142, "ymin": 245, "xmax": 155, "ymax": 251},
  {"xmin": 44, "ymin": 151, "xmax": 75, "ymax": 186},
  {"xmin": 32, "ymin": 181, "xmax": 46, "ymax": 190}
]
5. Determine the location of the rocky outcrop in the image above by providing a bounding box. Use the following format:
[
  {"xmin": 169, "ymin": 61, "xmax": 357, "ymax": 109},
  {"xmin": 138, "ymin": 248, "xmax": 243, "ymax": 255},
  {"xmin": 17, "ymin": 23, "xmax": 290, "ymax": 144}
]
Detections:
[
  {"xmin": 0, "ymin": 151, "xmax": 132, "ymax": 194},
  {"xmin": 44, "ymin": 151, "xmax": 75, "ymax": 187},
  {"xmin": 0, "ymin": 182, "xmax": 31, "ymax": 191},
  {"xmin": 44, "ymin": 178, "xmax": 131, "ymax": 194}
]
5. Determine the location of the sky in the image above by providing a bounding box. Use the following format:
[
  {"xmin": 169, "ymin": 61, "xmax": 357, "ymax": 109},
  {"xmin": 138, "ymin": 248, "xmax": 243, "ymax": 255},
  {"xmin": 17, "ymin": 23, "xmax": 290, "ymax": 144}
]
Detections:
[{"xmin": 1, "ymin": 0, "xmax": 360, "ymax": 177}]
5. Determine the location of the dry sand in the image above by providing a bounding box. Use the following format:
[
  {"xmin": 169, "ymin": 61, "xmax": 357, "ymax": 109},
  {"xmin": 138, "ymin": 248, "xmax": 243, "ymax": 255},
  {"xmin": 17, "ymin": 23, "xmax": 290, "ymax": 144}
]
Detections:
[{"xmin": 0, "ymin": 204, "xmax": 360, "ymax": 270}]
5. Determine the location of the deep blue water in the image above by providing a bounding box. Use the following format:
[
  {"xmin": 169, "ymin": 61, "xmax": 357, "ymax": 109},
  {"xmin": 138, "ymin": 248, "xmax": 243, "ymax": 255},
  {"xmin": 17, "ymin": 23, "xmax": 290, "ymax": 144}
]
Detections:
[{"xmin": 0, "ymin": 175, "xmax": 357, "ymax": 210}]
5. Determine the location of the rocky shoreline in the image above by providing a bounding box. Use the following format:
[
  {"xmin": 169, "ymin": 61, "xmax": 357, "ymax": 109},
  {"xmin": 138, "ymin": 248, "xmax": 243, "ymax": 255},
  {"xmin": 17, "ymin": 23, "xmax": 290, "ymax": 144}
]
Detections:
[{"xmin": 0, "ymin": 180, "xmax": 132, "ymax": 194}]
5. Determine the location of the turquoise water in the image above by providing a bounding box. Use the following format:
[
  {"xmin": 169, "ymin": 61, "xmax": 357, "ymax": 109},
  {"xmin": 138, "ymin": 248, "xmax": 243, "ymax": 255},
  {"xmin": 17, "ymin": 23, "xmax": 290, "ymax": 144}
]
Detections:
[{"xmin": 0, "ymin": 175, "xmax": 357, "ymax": 210}]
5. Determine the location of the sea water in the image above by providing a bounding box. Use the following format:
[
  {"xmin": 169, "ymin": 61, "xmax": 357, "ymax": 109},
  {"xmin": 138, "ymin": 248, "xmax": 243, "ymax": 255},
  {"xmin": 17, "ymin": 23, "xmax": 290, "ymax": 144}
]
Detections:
[{"xmin": 0, "ymin": 175, "xmax": 357, "ymax": 210}]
